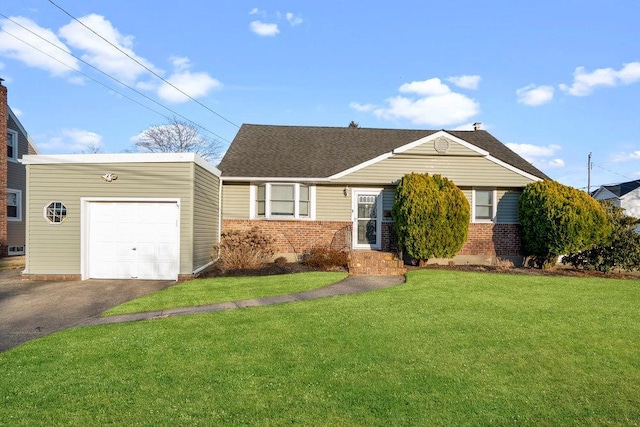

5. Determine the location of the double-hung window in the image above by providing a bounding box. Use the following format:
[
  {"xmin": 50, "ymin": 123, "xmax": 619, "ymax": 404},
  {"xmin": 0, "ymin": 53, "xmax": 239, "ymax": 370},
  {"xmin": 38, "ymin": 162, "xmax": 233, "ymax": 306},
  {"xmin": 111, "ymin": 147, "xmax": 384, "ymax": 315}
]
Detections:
[
  {"xmin": 255, "ymin": 183, "xmax": 312, "ymax": 219},
  {"xmin": 7, "ymin": 129, "xmax": 18, "ymax": 162},
  {"xmin": 473, "ymin": 189, "xmax": 495, "ymax": 222},
  {"xmin": 7, "ymin": 189, "xmax": 21, "ymax": 221}
]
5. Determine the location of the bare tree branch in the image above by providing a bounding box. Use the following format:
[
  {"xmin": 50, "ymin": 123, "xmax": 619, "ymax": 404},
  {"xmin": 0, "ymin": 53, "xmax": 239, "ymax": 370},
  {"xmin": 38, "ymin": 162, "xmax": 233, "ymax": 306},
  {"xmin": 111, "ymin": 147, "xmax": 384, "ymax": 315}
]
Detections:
[{"xmin": 134, "ymin": 117, "xmax": 222, "ymax": 161}]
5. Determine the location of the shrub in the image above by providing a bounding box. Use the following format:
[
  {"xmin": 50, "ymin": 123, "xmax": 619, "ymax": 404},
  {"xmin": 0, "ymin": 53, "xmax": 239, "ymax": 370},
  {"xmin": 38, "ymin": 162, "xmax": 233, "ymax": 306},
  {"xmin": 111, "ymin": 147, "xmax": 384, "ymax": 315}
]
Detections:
[
  {"xmin": 391, "ymin": 173, "xmax": 470, "ymax": 264},
  {"xmin": 303, "ymin": 247, "xmax": 349, "ymax": 270},
  {"xmin": 273, "ymin": 256, "xmax": 288, "ymax": 265},
  {"xmin": 213, "ymin": 227, "xmax": 275, "ymax": 271},
  {"xmin": 562, "ymin": 201, "xmax": 640, "ymax": 272},
  {"xmin": 518, "ymin": 180, "xmax": 609, "ymax": 267}
]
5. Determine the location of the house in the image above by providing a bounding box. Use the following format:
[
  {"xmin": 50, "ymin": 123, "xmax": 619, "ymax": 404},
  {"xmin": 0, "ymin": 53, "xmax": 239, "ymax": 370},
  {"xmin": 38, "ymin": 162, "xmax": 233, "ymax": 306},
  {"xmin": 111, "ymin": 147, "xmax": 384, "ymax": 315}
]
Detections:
[
  {"xmin": 218, "ymin": 124, "xmax": 549, "ymax": 266},
  {"xmin": 21, "ymin": 153, "xmax": 221, "ymax": 281},
  {"xmin": 592, "ymin": 180, "xmax": 640, "ymax": 218},
  {"xmin": 1, "ymin": 80, "xmax": 38, "ymax": 257}
]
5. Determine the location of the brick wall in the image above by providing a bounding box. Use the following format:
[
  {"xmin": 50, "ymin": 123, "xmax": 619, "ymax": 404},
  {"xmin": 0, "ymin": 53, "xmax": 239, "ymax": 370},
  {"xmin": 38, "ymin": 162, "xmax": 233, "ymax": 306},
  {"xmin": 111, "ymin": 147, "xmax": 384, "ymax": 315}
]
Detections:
[
  {"xmin": 0, "ymin": 84, "xmax": 8, "ymax": 256},
  {"xmin": 222, "ymin": 220, "xmax": 523, "ymax": 258}
]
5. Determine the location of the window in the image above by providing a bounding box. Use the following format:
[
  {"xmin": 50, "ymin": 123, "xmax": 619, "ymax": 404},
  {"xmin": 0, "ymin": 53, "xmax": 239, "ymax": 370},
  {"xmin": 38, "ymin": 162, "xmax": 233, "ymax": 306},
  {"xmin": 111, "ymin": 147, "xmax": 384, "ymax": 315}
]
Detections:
[
  {"xmin": 7, "ymin": 189, "xmax": 21, "ymax": 221},
  {"xmin": 7, "ymin": 129, "xmax": 18, "ymax": 162},
  {"xmin": 474, "ymin": 189, "xmax": 495, "ymax": 222},
  {"xmin": 45, "ymin": 201, "xmax": 67, "ymax": 224},
  {"xmin": 254, "ymin": 183, "xmax": 313, "ymax": 219}
]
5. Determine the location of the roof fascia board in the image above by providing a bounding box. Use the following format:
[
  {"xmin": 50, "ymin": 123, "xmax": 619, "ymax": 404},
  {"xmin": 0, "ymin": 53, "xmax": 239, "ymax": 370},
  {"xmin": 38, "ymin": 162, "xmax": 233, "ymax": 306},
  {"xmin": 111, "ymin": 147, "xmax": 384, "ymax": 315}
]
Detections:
[
  {"xmin": 21, "ymin": 152, "xmax": 221, "ymax": 176},
  {"xmin": 392, "ymin": 130, "xmax": 490, "ymax": 156},
  {"xmin": 328, "ymin": 152, "xmax": 394, "ymax": 180},
  {"xmin": 221, "ymin": 176, "xmax": 330, "ymax": 182},
  {"xmin": 8, "ymin": 107, "xmax": 41, "ymax": 154}
]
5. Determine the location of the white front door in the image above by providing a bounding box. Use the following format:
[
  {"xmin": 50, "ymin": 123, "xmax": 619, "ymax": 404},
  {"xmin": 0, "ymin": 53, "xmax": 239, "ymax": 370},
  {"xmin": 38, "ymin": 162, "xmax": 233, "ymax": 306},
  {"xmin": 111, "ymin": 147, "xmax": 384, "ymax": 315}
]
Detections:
[
  {"xmin": 352, "ymin": 189, "xmax": 382, "ymax": 250},
  {"xmin": 87, "ymin": 202, "xmax": 179, "ymax": 280}
]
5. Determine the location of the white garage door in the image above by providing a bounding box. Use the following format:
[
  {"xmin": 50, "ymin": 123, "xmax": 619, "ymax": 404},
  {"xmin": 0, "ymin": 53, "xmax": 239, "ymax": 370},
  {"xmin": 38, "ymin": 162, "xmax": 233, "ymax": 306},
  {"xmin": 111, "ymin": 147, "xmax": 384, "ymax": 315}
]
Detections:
[{"xmin": 88, "ymin": 202, "xmax": 179, "ymax": 280}]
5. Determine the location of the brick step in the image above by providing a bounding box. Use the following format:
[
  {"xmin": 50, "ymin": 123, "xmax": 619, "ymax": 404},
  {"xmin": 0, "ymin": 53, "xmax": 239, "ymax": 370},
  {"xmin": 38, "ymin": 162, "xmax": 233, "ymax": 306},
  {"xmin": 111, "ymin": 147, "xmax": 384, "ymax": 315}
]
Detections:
[{"xmin": 349, "ymin": 250, "xmax": 406, "ymax": 276}]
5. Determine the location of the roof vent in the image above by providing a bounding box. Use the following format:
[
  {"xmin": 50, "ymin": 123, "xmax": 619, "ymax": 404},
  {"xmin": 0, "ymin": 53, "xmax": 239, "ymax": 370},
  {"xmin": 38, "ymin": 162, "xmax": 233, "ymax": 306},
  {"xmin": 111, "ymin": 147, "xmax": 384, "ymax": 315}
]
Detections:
[{"xmin": 473, "ymin": 122, "xmax": 482, "ymax": 131}]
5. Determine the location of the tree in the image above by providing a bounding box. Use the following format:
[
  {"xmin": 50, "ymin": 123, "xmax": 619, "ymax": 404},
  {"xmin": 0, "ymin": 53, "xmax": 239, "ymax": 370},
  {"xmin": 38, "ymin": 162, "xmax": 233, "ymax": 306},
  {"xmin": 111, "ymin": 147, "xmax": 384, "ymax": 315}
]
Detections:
[
  {"xmin": 518, "ymin": 180, "xmax": 610, "ymax": 267},
  {"xmin": 392, "ymin": 173, "xmax": 470, "ymax": 264},
  {"xmin": 348, "ymin": 120, "xmax": 359, "ymax": 128},
  {"xmin": 134, "ymin": 117, "xmax": 221, "ymax": 161}
]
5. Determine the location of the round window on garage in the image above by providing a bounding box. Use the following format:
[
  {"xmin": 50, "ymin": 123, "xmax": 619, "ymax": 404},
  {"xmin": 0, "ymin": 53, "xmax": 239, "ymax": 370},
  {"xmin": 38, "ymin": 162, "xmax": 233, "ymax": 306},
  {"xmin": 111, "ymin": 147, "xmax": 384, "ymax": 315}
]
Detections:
[{"xmin": 45, "ymin": 201, "xmax": 67, "ymax": 224}]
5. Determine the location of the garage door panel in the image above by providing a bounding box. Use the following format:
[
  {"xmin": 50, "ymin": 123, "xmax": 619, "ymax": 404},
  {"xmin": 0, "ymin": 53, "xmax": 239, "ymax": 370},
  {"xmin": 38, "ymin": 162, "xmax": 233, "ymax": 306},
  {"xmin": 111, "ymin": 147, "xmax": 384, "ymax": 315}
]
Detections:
[{"xmin": 88, "ymin": 202, "xmax": 179, "ymax": 280}]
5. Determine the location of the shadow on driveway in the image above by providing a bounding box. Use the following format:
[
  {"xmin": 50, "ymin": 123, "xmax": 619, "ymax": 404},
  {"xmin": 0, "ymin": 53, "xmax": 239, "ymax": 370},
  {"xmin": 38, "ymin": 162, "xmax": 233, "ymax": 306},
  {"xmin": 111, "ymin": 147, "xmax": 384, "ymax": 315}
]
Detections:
[{"xmin": 0, "ymin": 269, "xmax": 175, "ymax": 353}]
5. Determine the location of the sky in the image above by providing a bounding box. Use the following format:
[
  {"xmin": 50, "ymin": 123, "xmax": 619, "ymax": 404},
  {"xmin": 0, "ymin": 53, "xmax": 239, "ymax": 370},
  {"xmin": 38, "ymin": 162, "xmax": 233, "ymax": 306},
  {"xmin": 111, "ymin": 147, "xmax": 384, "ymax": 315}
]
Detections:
[{"xmin": 1, "ymin": 0, "xmax": 639, "ymax": 190}]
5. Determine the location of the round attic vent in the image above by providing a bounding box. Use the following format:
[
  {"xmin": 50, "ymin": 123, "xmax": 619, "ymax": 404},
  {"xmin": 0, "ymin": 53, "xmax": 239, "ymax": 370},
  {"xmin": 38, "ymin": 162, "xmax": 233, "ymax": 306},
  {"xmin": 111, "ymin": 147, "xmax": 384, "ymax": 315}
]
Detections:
[{"xmin": 434, "ymin": 137, "xmax": 450, "ymax": 153}]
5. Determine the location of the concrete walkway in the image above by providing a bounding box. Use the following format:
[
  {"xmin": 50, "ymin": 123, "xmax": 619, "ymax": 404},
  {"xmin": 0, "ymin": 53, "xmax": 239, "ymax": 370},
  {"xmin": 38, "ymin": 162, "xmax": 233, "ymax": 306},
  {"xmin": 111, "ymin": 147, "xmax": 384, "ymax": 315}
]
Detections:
[{"xmin": 82, "ymin": 275, "xmax": 405, "ymax": 326}]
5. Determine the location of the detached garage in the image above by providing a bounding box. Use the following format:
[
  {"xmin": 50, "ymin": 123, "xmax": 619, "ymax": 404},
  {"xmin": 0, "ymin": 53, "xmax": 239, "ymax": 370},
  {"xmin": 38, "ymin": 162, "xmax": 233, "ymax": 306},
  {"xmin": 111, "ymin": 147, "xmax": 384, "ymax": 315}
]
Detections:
[{"xmin": 21, "ymin": 153, "xmax": 221, "ymax": 281}]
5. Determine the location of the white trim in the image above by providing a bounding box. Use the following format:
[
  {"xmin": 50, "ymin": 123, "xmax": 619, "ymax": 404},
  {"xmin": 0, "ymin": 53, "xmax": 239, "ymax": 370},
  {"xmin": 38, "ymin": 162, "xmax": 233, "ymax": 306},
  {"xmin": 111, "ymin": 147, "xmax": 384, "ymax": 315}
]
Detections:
[
  {"xmin": 80, "ymin": 197, "xmax": 181, "ymax": 280},
  {"xmin": 222, "ymin": 176, "xmax": 330, "ymax": 182},
  {"xmin": 8, "ymin": 245, "xmax": 25, "ymax": 256},
  {"xmin": 7, "ymin": 129, "xmax": 18, "ymax": 162},
  {"xmin": 20, "ymin": 152, "xmax": 221, "ymax": 176},
  {"xmin": 472, "ymin": 188, "xmax": 497, "ymax": 223},
  {"xmin": 248, "ymin": 184, "xmax": 256, "ymax": 218},
  {"xmin": 250, "ymin": 183, "xmax": 315, "ymax": 220},
  {"xmin": 328, "ymin": 152, "xmax": 393, "ymax": 180},
  {"xmin": 392, "ymin": 130, "xmax": 490, "ymax": 156},
  {"xmin": 6, "ymin": 188, "xmax": 22, "ymax": 222},
  {"xmin": 352, "ymin": 188, "xmax": 383, "ymax": 250}
]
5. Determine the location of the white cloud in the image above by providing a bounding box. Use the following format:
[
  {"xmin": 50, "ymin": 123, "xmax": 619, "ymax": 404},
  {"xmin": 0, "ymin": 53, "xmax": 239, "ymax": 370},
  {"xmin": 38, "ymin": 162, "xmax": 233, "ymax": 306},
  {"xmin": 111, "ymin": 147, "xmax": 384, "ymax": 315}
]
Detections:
[
  {"xmin": 612, "ymin": 150, "xmax": 640, "ymax": 162},
  {"xmin": 59, "ymin": 14, "xmax": 159, "ymax": 83},
  {"xmin": 0, "ymin": 16, "xmax": 79, "ymax": 76},
  {"xmin": 364, "ymin": 78, "xmax": 479, "ymax": 127},
  {"xmin": 250, "ymin": 20, "xmax": 279, "ymax": 36},
  {"xmin": 39, "ymin": 128, "xmax": 102, "ymax": 153},
  {"xmin": 349, "ymin": 102, "xmax": 376, "ymax": 112},
  {"xmin": 447, "ymin": 75, "xmax": 481, "ymax": 90},
  {"xmin": 516, "ymin": 84, "xmax": 554, "ymax": 106},
  {"xmin": 507, "ymin": 143, "xmax": 565, "ymax": 169},
  {"xmin": 286, "ymin": 13, "xmax": 303, "ymax": 26},
  {"xmin": 399, "ymin": 78, "xmax": 451, "ymax": 96},
  {"xmin": 560, "ymin": 62, "xmax": 640, "ymax": 96},
  {"xmin": 157, "ymin": 58, "xmax": 221, "ymax": 103},
  {"xmin": 249, "ymin": 8, "xmax": 260, "ymax": 15}
]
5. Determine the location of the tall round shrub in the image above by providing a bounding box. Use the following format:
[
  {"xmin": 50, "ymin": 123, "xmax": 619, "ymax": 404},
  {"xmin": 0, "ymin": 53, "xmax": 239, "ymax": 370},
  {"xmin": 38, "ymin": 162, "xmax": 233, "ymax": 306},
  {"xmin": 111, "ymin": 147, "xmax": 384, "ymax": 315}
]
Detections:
[
  {"xmin": 518, "ymin": 180, "xmax": 609, "ymax": 266},
  {"xmin": 392, "ymin": 173, "xmax": 470, "ymax": 263}
]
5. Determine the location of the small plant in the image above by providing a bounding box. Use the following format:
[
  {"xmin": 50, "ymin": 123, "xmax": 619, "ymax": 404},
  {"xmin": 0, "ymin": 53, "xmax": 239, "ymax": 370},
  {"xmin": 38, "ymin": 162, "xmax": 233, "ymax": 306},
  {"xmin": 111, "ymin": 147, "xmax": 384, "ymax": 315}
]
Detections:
[
  {"xmin": 213, "ymin": 227, "xmax": 275, "ymax": 271},
  {"xmin": 303, "ymin": 247, "xmax": 349, "ymax": 270},
  {"xmin": 274, "ymin": 256, "xmax": 288, "ymax": 265}
]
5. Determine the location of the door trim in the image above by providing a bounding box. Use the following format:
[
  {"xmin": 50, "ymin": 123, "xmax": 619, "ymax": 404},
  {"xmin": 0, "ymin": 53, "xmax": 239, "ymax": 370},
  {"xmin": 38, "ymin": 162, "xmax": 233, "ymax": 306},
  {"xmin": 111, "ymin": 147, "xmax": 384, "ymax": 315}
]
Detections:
[
  {"xmin": 351, "ymin": 188, "xmax": 383, "ymax": 250},
  {"xmin": 80, "ymin": 198, "xmax": 181, "ymax": 280}
]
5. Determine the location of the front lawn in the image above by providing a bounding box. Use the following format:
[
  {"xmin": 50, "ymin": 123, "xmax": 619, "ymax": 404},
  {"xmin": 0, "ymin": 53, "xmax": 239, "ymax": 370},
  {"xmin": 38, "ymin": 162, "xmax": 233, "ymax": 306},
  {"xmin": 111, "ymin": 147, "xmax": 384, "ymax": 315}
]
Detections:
[
  {"xmin": 104, "ymin": 271, "xmax": 347, "ymax": 315},
  {"xmin": 2, "ymin": 270, "xmax": 640, "ymax": 425}
]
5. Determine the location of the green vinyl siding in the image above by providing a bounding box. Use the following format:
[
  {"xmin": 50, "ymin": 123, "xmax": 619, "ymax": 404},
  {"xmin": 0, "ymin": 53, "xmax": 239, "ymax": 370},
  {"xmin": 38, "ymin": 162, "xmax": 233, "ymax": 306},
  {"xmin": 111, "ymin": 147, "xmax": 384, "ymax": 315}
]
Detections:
[
  {"xmin": 496, "ymin": 189, "xmax": 521, "ymax": 224},
  {"xmin": 221, "ymin": 183, "xmax": 250, "ymax": 219},
  {"xmin": 333, "ymin": 154, "xmax": 536, "ymax": 187},
  {"xmin": 316, "ymin": 185, "xmax": 351, "ymax": 221},
  {"xmin": 25, "ymin": 162, "xmax": 195, "ymax": 276},
  {"xmin": 193, "ymin": 164, "xmax": 220, "ymax": 269}
]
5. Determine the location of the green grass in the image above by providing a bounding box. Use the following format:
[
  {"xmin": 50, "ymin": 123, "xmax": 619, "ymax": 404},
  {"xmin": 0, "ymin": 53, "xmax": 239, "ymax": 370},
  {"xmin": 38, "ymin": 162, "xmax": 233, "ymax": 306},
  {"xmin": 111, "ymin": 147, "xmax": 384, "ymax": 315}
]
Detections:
[
  {"xmin": 2, "ymin": 270, "xmax": 640, "ymax": 425},
  {"xmin": 104, "ymin": 271, "xmax": 347, "ymax": 315}
]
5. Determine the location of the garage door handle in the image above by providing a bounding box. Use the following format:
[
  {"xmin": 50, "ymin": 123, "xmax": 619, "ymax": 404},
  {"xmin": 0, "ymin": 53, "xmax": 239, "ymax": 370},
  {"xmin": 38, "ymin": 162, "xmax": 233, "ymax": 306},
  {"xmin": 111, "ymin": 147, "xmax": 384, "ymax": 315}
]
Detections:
[{"xmin": 132, "ymin": 247, "xmax": 137, "ymax": 251}]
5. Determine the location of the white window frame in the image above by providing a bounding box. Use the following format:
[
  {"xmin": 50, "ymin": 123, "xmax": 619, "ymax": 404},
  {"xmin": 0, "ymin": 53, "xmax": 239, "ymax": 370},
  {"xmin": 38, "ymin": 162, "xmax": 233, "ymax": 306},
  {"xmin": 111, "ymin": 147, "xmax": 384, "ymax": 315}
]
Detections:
[
  {"xmin": 44, "ymin": 201, "xmax": 68, "ymax": 224},
  {"xmin": 7, "ymin": 188, "xmax": 22, "ymax": 222},
  {"xmin": 250, "ymin": 183, "xmax": 316, "ymax": 220},
  {"xmin": 472, "ymin": 188, "xmax": 497, "ymax": 223},
  {"xmin": 7, "ymin": 129, "xmax": 18, "ymax": 162}
]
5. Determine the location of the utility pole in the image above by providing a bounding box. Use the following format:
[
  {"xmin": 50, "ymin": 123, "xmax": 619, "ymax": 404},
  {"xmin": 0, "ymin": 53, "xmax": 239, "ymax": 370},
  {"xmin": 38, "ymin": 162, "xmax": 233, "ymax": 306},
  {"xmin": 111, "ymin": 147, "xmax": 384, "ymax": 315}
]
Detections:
[{"xmin": 587, "ymin": 152, "xmax": 592, "ymax": 194}]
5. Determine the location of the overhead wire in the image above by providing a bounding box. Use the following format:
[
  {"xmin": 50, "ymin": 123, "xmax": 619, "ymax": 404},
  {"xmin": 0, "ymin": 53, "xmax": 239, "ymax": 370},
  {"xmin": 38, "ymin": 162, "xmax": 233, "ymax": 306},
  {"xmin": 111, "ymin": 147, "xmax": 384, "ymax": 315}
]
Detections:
[
  {"xmin": 0, "ymin": 14, "xmax": 231, "ymax": 143},
  {"xmin": 47, "ymin": 0, "xmax": 240, "ymax": 129}
]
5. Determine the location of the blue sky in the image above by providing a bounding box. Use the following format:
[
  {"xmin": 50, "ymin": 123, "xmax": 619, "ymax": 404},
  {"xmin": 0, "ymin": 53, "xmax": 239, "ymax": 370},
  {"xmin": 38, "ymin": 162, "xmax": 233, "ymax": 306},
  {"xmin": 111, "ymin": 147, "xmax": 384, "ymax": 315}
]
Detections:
[{"xmin": 1, "ymin": 0, "xmax": 639, "ymax": 189}]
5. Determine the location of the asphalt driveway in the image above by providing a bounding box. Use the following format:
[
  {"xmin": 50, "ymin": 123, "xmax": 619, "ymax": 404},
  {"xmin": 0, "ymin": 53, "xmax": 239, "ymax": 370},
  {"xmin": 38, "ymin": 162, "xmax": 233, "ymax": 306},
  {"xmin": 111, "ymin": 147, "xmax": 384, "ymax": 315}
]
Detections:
[{"xmin": 0, "ymin": 268, "xmax": 175, "ymax": 353}]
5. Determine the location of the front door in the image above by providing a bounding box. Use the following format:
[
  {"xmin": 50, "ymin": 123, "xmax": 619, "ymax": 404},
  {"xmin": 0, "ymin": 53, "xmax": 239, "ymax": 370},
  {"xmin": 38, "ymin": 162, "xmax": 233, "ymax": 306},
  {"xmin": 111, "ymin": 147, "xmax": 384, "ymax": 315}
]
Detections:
[{"xmin": 352, "ymin": 190, "xmax": 382, "ymax": 250}]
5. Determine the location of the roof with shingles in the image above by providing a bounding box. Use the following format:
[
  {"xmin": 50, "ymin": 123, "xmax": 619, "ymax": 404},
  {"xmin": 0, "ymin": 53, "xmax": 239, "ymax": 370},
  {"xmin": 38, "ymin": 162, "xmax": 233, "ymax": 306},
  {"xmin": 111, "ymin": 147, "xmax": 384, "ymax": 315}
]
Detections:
[
  {"xmin": 599, "ymin": 180, "xmax": 640, "ymax": 197},
  {"xmin": 218, "ymin": 124, "xmax": 550, "ymax": 180}
]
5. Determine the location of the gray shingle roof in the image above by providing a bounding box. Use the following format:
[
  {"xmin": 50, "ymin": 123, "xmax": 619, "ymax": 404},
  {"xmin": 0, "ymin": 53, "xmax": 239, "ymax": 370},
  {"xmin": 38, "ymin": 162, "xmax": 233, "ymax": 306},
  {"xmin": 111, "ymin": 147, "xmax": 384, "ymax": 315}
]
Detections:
[
  {"xmin": 600, "ymin": 180, "xmax": 640, "ymax": 197},
  {"xmin": 218, "ymin": 124, "xmax": 550, "ymax": 180}
]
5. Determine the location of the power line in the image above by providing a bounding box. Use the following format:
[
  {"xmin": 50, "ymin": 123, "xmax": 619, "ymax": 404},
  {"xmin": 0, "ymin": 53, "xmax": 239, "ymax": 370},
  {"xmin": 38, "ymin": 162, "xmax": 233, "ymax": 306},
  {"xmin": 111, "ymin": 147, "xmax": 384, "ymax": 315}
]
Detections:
[
  {"xmin": 0, "ymin": 15, "xmax": 230, "ymax": 143},
  {"xmin": 48, "ymin": 0, "xmax": 240, "ymax": 129}
]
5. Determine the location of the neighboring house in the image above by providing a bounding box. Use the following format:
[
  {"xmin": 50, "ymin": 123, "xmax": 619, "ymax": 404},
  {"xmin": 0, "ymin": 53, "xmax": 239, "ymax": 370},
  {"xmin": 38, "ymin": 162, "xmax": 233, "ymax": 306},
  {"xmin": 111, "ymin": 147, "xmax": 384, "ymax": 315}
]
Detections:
[
  {"xmin": 592, "ymin": 180, "xmax": 640, "ymax": 218},
  {"xmin": 0, "ymin": 80, "xmax": 38, "ymax": 257},
  {"xmin": 218, "ymin": 124, "xmax": 549, "ymax": 265}
]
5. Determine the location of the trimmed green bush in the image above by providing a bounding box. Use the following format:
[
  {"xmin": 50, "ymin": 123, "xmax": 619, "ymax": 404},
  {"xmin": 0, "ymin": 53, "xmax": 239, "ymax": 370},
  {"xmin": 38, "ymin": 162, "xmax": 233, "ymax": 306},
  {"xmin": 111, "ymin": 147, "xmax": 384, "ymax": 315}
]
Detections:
[
  {"xmin": 392, "ymin": 173, "xmax": 470, "ymax": 263},
  {"xmin": 518, "ymin": 180, "xmax": 609, "ymax": 266}
]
